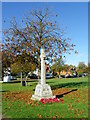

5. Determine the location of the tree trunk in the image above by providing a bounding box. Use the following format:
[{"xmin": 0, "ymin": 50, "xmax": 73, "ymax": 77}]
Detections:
[
  {"xmin": 21, "ymin": 72, "xmax": 23, "ymax": 86},
  {"xmin": 59, "ymin": 70, "xmax": 60, "ymax": 78},
  {"xmin": 53, "ymin": 70, "xmax": 54, "ymax": 76},
  {"xmin": 25, "ymin": 73, "xmax": 27, "ymax": 86}
]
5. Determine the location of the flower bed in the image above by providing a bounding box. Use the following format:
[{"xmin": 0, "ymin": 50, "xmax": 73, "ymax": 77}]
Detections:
[{"xmin": 40, "ymin": 98, "xmax": 64, "ymax": 104}]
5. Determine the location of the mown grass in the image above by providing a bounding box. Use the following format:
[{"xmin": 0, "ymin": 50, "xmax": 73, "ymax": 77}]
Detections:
[{"xmin": 2, "ymin": 77, "xmax": 88, "ymax": 119}]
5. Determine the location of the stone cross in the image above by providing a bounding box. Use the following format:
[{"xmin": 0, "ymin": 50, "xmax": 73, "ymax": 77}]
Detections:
[{"xmin": 31, "ymin": 47, "xmax": 55, "ymax": 100}]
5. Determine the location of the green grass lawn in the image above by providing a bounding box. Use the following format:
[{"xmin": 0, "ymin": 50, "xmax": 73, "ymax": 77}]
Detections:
[{"xmin": 1, "ymin": 77, "xmax": 88, "ymax": 119}]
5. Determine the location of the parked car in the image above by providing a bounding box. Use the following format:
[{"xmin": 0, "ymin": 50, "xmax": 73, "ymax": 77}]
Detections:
[
  {"xmin": 28, "ymin": 73, "xmax": 38, "ymax": 79},
  {"xmin": 72, "ymin": 73, "xmax": 78, "ymax": 78},
  {"xmin": 81, "ymin": 73, "xmax": 88, "ymax": 77},
  {"xmin": 46, "ymin": 73, "xmax": 54, "ymax": 79},
  {"xmin": 83, "ymin": 73, "xmax": 88, "ymax": 76},
  {"xmin": 78, "ymin": 74, "xmax": 82, "ymax": 77},
  {"xmin": 60, "ymin": 75, "xmax": 65, "ymax": 78},
  {"xmin": 65, "ymin": 75, "xmax": 72, "ymax": 78},
  {"xmin": 78, "ymin": 73, "xmax": 88, "ymax": 77},
  {"xmin": 72, "ymin": 75, "xmax": 77, "ymax": 78},
  {"xmin": 65, "ymin": 73, "xmax": 72, "ymax": 78}
]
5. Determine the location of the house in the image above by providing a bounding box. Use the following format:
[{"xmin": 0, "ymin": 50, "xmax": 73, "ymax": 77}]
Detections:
[
  {"xmin": 45, "ymin": 63, "xmax": 51, "ymax": 73},
  {"xmin": 3, "ymin": 75, "xmax": 11, "ymax": 82},
  {"xmin": 60, "ymin": 70, "xmax": 71, "ymax": 76},
  {"xmin": 3, "ymin": 67, "xmax": 16, "ymax": 82},
  {"xmin": 3, "ymin": 67, "xmax": 11, "ymax": 82},
  {"xmin": 60, "ymin": 66, "xmax": 77, "ymax": 78}
]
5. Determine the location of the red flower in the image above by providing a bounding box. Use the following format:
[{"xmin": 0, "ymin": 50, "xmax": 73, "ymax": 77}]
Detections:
[
  {"xmin": 48, "ymin": 98, "xmax": 53, "ymax": 103},
  {"xmin": 60, "ymin": 98, "xmax": 64, "ymax": 103},
  {"xmin": 49, "ymin": 98, "xmax": 52, "ymax": 101},
  {"xmin": 40, "ymin": 98, "xmax": 44, "ymax": 102},
  {"xmin": 53, "ymin": 98, "xmax": 59, "ymax": 102},
  {"xmin": 40, "ymin": 98, "xmax": 46, "ymax": 104},
  {"xmin": 45, "ymin": 99, "xmax": 49, "ymax": 103},
  {"xmin": 40, "ymin": 97, "xmax": 61, "ymax": 104}
]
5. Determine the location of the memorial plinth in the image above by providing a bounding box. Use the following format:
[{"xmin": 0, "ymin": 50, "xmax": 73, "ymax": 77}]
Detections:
[{"xmin": 31, "ymin": 48, "xmax": 55, "ymax": 100}]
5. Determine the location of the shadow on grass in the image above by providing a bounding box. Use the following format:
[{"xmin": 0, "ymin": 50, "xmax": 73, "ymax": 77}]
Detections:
[
  {"xmin": 0, "ymin": 90, "xmax": 10, "ymax": 92},
  {"xmin": 51, "ymin": 81, "xmax": 88, "ymax": 90},
  {"xmin": 46, "ymin": 81, "xmax": 54, "ymax": 84},
  {"xmin": 56, "ymin": 89, "xmax": 77, "ymax": 99},
  {"xmin": 32, "ymin": 81, "xmax": 87, "ymax": 91},
  {"xmin": 2, "ymin": 79, "xmax": 38, "ymax": 84},
  {"xmin": 2, "ymin": 81, "xmax": 20, "ymax": 84}
]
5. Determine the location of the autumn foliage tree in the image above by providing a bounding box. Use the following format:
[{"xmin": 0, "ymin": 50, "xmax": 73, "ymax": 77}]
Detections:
[
  {"xmin": 2, "ymin": 8, "xmax": 78, "ymax": 82},
  {"xmin": 2, "ymin": 49, "xmax": 11, "ymax": 78},
  {"xmin": 11, "ymin": 53, "xmax": 37, "ymax": 85},
  {"xmin": 76, "ymin": 62, "xmax": 88, "ymax": 75},
  {"xmin": 22, "ymin": 9, "xmax": 78, "ymax": 63},
  {"xmin": 51, "ymin": 58, "xmax": 64, "ymax": 78}
]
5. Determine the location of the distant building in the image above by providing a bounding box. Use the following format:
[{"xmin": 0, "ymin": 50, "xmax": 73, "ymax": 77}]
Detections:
[
  {"xmin": 60, "ymin": 70, "xmax": 71, "ymax": 76},
  {"xmin": 3, "ymin": 67, "xmax": 11, "ymax": 82},
  {"xmin": 60, "ymin": 67, "xmax": 77, "ymax": 77},
  {"xmin": 45, "ymin": 63, "xmax": 51, "ymax": 73},
  {"xmin": 3, "ymin": 75, "xmax": 11, "ymax": 82}
]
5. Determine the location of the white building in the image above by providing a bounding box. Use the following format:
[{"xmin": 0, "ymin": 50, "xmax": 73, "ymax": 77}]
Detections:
[
  {"xmin": 3, "ymin": 75, "xmax": 11, "ymax": 82},
  {"xmin": 3, "ymin": 67, "xmax": 11, "ymax": 82}
]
